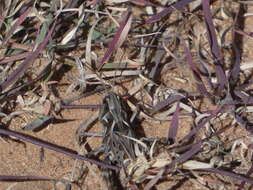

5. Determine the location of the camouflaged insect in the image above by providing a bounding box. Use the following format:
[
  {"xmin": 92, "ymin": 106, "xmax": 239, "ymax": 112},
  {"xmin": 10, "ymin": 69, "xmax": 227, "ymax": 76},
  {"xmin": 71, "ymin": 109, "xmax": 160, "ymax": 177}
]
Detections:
[
  {"xmin": 99, "ymin": 92, "xmax": 137, "ymax": 189},
  {"xmin": 98, "ymin": 93, "xmax": 172, "ymax": 189}
]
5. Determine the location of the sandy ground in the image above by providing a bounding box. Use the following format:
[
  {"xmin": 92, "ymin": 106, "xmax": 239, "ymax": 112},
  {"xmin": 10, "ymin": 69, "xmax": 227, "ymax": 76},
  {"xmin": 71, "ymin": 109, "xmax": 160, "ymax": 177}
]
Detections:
[{"xmin": 1, "ymin": 3, "xmax": 253, "ymax": 190}]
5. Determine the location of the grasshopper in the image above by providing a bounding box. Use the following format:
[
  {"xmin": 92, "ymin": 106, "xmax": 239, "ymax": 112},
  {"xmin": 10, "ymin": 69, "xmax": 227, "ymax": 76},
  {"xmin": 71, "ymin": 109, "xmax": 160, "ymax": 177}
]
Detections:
[
  {"xmin": 99, "ymin": 92, "xmax": 137, "ymax": 163},
  {"xmin": 99, "ymin": 92, "xmax": 137, "ymax": 189},
  {"xmin": 82, "ymin": 92, "xmax": 168, "ymax": 189}
]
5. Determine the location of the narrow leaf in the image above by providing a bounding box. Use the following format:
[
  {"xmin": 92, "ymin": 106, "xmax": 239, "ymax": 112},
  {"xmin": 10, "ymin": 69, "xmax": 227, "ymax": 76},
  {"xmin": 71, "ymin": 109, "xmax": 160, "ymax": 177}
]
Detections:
[
  {"xmin": 201, "ymin": 0, "xmax": 228, "ymax": 92},
  {"xmin": 145, "ymin": 0, "xmax": 195, "ymax": 24},
  {"xmin": 60, "ymin": 104, "xmax": 101, "ymax": 109},
  {"xmin": 0, "ymin": 21, "xmax": 56, "ymax": 91},
  {"xmin": 197, "ymin": 168, "xmax": 253, "ymax": 185},
  {"xmin": 174, "ymin": 142, "xmax": 202, "ymax": 165},
  {"xmin": 0, "ymin": 175, "xmax": 53, "ymax": 182},
  {"xmin": 22, "ymin": 116, "xmax": 53, "ymax": 131},
  {"xmin": 237, "ymin": 165, "xmax": 253, "ymax": 190},
  {"xmin": 86, "ymin": 17, "xmax": 103, "ymax": 65},
  {"xmin": 167, "ymin": 102, "xmax": 180, "ymax": 143},
  {"xmin": 165, "ymin": 142, "xmax": 202, "ymax": 173},
  {"xmin": 0, "ymin": 128, "xmax": 119, "ymax": 171},
  {"xmin": 181, "ymin": 106, "xmax": 223, "ymax": 141},
  {"xmin": 97, "ymin": 11, "xmax": 133, "ymax": 70},
  {"xmin": 184, "ymin": 41, "xmax": 211, "ymax": 98},
  {"xmin": 130, "ymin": 0, "xmax": 165, "ymax": 7},
  {"xmin": 2, "ymin": 7, "xmax": 32, "ymax": 44},
  {"xmin": 229, "ymin": 44, "xmax": 241, "ymax": 85},
  {"xmin": 234, "ymin": 113, "xmax": 253, "ymax": 135},
  {"xmin": 234, "ymin": 90, "xmax": 253, "ymax": 104},
  {"xmin": 144, "ymin": 168, "xmax": 165, "ymax": 190},
  {"xmin": 0, "ymin": 52, "xmax": 31, "ymax": 64},
  {"xmin": 152, "ymin": 95, "xmax": 184, "ymax": 114}
]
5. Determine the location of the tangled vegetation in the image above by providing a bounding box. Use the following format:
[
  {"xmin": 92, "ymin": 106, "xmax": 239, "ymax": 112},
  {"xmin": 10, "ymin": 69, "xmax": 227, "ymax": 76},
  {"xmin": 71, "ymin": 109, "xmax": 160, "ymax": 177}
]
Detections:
[{"xmin": 1, "ymin": 0, "xmax": 253, "ymax": 189}]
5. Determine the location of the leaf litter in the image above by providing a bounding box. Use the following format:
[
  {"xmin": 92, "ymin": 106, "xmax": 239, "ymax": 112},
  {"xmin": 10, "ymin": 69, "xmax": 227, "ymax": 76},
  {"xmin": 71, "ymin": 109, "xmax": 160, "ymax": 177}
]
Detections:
[{"xmin": 1, "ymin": 0, "xmax": 253, "ymax": 189}]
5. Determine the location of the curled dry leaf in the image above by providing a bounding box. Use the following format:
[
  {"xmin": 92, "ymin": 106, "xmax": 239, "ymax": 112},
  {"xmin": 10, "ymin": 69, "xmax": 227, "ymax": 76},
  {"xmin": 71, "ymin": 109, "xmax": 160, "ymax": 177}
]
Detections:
[
  {"xmin": 126, "ymin": 155, "xmax": 150, "ymax": 183},
  {"xmin": 182, "ymin": 160, "xmax": 213, "ymax": 170},
  {"xmin": 125, "ymin": 151, "xmax": 172, "ymax": 184}
]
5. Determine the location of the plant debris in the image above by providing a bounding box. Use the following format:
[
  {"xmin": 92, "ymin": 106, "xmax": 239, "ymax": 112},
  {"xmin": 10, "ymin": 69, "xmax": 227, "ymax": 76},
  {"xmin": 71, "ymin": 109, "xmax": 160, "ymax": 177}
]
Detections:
[{"xmin": 1, "ymin": 0, "xmax": 253, "ymax": 189}]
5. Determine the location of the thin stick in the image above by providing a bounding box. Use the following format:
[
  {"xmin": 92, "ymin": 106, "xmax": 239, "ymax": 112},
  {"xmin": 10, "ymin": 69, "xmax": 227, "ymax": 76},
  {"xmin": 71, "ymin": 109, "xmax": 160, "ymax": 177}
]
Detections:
[{"xmin": 0, "ymin": 128, "xmax": 119, "ymax": 171}]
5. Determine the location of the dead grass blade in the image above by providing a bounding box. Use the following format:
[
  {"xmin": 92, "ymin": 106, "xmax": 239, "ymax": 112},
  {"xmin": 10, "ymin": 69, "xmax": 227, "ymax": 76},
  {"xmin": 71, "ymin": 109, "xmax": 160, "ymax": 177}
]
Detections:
[
  {"xmin": 229, "ymin": 8, "xmax": 242, "ymax": 85},
  {"xmin": 181, "ymin": 106, "xmax": 224, "ymax": 142},
  {"xmin": 164, "ymin": 142, "xmax": 202, "ymax": 173},
  {"xmin": 237, "ymin": 165, "xmax": 253, "ymax": 190},
  {"xmin": 0, "ymin": 52, "xmax": 31, "ymax": 64},
  {"xmin": 167, "ymin": 101, "xmax": 180, "ymax": 143},
  {"xmin": 61, "ymin": 4, "xmax": 85, "ymax": 45},
  {"xmin": 0, "ymin": 62, "xmax": 52, "ymax": 99},
  {"xmin": 61, "ymin": 104, "xmax": 101, "ymax": 109},
  {"xmin": 0, "ymin": 175, "xmax": 53, "ymax": 182},
  {"xmin": 86, "ymin": 17, "xmax": 103, "ymax": 65},
  {"xmin": 184, "ymin": 41, "xmax": 211, "ymax": 98},
  {"xmin": 84, "ymin": 70, "xmax": 141, "ymax": 80},
  {"xmin": 22, "ymin": 116, "xmax": 53, "ymax": 132},
  {"xmin": 129, "ymin": 0, "xmax": 165, "ymax": 7},
  {"xmin": 173, "ymin": 142, "xmax": 202, "ymax": 166},
  {"xmin": 143, "ymin": 168, "xmax": 165, "ymax": 190},
  {"xmin": 182, "ymin": 160, "xmax": 213, "ymax": 170},
  {"xmin": 234, "ymin": 113, "xmax": 253, "ymax": 134},
  {"xmin": 0, "ymin": 128, "xmax": 119, "ymax": 171},
  {"xmin": 97, "ymin": 11, "xmax": 133, "ymax": 70},
  {"xmin": 235, "ymin": 28, "xmax": 253, "ymax": 39},
  {"xmin": 0, "ymin": 20, "xmax": 56, "ymax": 92},
  {"xmin": 0, "ymin": 15, "xmax": 4, "ymax": 29},
  {"xmin": 144, "ymin": 0, "xmax": 195, "ymax": 24},
  {"xmin": 229, "ymin": 44, "xmax": 241, "ymax": 85},
  {"xmin": 196, "ymin": 168, "xmax": 253, "ymax": 185},
  {"xmin": 152, "ymin": 95, "xmax": 184, "ymax": 114},
  {"xmin": 234, "ymin": 90, "xmax": 253, "ymax": 104},
  {"xmin": 201, "ymin": 0, "xmax": 228, "ymax": 93},
  {"xmin": 2, "ymin": 7, "xmax": 32, "ymax": 45}
]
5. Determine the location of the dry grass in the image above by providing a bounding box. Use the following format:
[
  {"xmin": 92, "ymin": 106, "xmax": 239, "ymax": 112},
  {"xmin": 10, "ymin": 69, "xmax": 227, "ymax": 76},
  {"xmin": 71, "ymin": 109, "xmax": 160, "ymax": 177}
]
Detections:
[{"xmin": 1, "ymin": 0, "xmax": 253, "ymax": 189}]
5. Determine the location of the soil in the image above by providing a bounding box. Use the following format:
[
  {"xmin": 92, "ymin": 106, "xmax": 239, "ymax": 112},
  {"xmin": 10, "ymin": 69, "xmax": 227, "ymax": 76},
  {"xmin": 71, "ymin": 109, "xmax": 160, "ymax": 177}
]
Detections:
[{"xmin": 1, "ymin": 1, "xmax": 253, "ymax": 190}]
